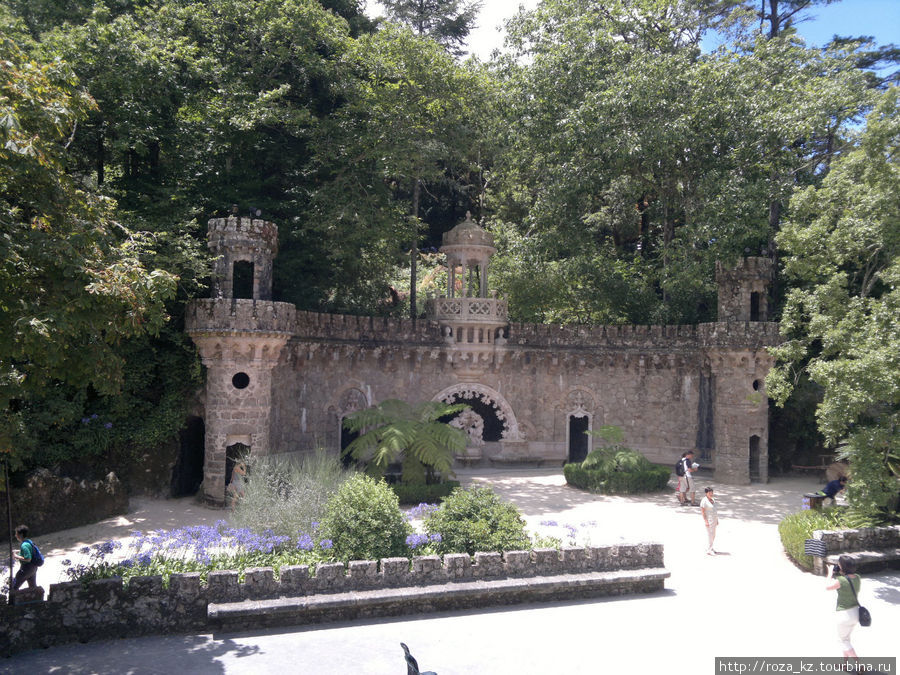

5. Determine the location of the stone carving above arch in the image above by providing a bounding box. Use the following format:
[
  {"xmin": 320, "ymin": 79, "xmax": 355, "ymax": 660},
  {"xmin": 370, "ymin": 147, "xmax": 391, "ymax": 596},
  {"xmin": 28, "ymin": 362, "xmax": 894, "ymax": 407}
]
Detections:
[
  {"xmin": 433, "ymin": 383, "xmax": 522, "ymax": 441},
  {"xmin": 337, "ymin": 387, "xmax": 369, "ymax": 417},
  {"xmin": 565, "ymin": 388, "xmax": 595, "ymax": 418}
]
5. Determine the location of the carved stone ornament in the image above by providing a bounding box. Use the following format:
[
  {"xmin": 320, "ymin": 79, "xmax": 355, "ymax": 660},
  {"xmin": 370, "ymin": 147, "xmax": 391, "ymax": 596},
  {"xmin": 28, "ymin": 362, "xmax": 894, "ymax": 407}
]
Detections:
[
  {"xmin": 338, "ymin": 388, "xmax": 368, "ymax": 416},
  {"xmin": 449, "ymin": 409, "xmax": 485, "ymax": 447}
]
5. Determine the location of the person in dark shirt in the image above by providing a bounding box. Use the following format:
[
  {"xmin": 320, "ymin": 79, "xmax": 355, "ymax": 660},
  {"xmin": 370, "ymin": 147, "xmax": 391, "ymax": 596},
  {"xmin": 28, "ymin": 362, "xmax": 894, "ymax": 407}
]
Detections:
[{"xmin": 818, "ymin": 476, "xmax": 847, "ymax": 505}]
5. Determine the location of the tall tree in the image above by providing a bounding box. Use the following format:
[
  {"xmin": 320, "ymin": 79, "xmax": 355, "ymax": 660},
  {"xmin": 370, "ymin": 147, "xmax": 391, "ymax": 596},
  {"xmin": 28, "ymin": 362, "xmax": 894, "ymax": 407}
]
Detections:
[
  {"xmin": 768, "ymin": 88, "xmax": 900, "ymax": 522},
  {"xmin": 380, "ymin": 0, "xmax": 483, "ymax": 56},
  {"xmin": 0, "ymin": 38, "xmax": 177, "ymax": 467}
]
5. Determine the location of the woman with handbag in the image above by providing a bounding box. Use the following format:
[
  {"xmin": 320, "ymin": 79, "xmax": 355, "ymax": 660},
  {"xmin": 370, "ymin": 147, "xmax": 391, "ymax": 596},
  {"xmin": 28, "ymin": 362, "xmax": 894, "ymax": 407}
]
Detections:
[{"xmin": 825, "ymin": 555, "xmax": 862, "ymax": 666}]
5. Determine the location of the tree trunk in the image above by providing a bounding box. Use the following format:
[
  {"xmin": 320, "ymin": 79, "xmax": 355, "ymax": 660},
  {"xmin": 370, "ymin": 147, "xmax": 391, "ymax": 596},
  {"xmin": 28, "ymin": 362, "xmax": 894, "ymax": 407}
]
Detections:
[{"xmin": 410, "ymin": 178, "xmax": 421, "ymax": 322}]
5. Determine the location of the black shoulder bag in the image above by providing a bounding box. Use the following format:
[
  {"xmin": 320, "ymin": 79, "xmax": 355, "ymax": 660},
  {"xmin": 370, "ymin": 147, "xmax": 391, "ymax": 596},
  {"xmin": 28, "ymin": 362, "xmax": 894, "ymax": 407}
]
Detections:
[{"xmin": 844, "ymin": 575, "xmax": 871, "ymax": 627}]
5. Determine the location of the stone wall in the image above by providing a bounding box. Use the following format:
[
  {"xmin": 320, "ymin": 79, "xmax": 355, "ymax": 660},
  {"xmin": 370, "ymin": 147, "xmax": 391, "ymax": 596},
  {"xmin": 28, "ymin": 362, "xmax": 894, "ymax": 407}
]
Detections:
[
  {"xmin": 269, "ymin": 320, "xmax": 775, "ymax": 480},
  {"xmin": 811, "ymin": 525, "xmax": 900, "ymax": 576},
  {"xmin": 1, "ymin": 543, "xmax": 664, "ymax": 656},
  {"xmin": 1, "ymin": 470, "xmax": 127, "ymax": 541}
]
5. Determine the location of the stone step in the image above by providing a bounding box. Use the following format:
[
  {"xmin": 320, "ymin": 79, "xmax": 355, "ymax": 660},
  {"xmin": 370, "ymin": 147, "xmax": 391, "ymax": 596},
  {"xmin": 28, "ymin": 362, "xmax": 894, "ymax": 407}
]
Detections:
[
  {"xmin": 209, "ymin": 567, "xmax": 670, "ymax": 633},
  {"xmin": 825, "ymin": 548, "xmax": 900, "ymax": 571}
]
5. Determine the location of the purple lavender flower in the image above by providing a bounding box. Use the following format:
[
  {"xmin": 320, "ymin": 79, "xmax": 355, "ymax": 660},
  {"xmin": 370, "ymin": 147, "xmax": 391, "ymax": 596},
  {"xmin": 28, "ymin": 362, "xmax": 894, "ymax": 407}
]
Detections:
[
  {"xmin": 429, "ymin": 533, "xmax": 442, "ymax": 543},
  {"xmin": 104, "ymin": 422, "xmax": 113, "ymax": 429},
  {"xmin": 296, "ymin": 534, "xmax": 314, "ymax": 551},
  {"xmin": 540, "ymin": 520, "xmax": 558, "ymax": 527},
  {"xmin": 319, "ymin": 539, "xmax": 333, "ymax": 550}
]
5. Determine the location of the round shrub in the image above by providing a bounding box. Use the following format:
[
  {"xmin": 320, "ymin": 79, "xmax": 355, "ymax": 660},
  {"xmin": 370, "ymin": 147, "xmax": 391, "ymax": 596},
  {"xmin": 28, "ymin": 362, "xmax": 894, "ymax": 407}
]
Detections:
[
  {"xmin": 318, "ymin": 473, "xmax": 411, "ymax": 562},
  {"xmin": 423, "ymin": 486, "xmax": 531, "ymax": 555}
]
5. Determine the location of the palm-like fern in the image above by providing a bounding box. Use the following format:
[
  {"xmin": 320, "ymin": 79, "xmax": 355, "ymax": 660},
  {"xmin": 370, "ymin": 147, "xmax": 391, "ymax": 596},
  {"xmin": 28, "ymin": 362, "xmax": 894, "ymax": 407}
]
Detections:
[{"xmin": 342, "ymin": 399, "xmax": 470, "ymax": 484}]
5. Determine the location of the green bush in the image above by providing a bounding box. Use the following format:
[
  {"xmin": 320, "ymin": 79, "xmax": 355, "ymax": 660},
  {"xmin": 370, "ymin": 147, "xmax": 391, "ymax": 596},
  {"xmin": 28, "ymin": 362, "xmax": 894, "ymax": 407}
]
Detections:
[
  {"xmin": 582, "ymin": 447, "xmax": 653, "ymax": 473},
  {"xmin": 319, "ymin": 473, "xmax": 411, "ymax": 562},
  {"xmin": 423, "ymin": 486, "xmax": 531, "ymax": 555},
  {"xmin": 391, "ymin": 480, "xmax": 461, "ymax": 505},
  {"xmin": 564, "ymin": 462, "xmax": 670, "ymax": 494},
  {"xmin": 778, "ymin": 508, "xmax": 849, "ymax": 570},
  {"xmin": 231, "ymin": 450, "xmax": 350, "ymax": 537}
]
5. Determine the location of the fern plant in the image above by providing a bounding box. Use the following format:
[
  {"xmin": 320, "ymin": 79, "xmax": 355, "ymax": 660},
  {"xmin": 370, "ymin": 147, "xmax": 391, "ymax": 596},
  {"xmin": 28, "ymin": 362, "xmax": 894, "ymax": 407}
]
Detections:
[{"xmin": 342, "ymin": 399, "xmax": 469, "ymax": 484}]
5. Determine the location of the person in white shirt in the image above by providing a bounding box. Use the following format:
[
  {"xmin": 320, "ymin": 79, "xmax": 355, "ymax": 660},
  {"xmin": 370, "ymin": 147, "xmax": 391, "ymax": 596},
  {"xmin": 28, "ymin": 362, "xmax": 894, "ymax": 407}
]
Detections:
[{"xmin": 700, "ymin": 487, "xmax": 719, "ymax": 555}]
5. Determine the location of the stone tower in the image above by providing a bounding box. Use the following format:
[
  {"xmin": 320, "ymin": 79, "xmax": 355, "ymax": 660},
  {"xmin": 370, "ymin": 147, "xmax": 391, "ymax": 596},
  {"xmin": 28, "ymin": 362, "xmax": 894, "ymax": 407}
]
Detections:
[
  {"xmin": 426, "ymin": 213, "xmax": 509, "ymax": 377},
  {"xmin": 186, "ymin": 216, "xmax": 295, "ymax": 505},
  {"xmin": 705, "ymin": 256, "xmax": 776, "ymax": 484}
]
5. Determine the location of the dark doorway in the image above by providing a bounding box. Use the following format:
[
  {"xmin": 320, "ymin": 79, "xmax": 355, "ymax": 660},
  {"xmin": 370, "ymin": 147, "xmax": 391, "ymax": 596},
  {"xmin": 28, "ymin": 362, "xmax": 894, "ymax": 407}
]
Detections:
[
  {"xmin": 225, "ymin": 442, "xmax": 250, "ymax": 489},
  {"xmin": 340, "ymin": 420, "xmax": 358, "ymax": 468},
  {"xmin": 170, "ymin": 416, "xmax": 205, "ymax": 497},
  {"xmin": 750, "ymin": 292, "xmax": 761, "ymax": 321},
  {"xmin": 749, "ymin": 435, "xmax": 761, "ymax": 483},
  {"xmin": 568, "ymin": 415, "xmax": 590, "ymax": 464},
  {"xmin": 233, "ymin": 261, "xmax": 254, "ymax": 299}
]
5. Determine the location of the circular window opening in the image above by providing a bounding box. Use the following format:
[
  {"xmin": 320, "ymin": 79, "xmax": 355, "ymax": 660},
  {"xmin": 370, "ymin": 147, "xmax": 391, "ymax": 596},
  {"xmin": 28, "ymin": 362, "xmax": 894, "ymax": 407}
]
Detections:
[
  {"xmin": 752, "ymin": 379, "xmax": 761, "ymax": 391},
  {"xmin": 232, "ymin": 372, "xmax": 250, "ymax": 389}
]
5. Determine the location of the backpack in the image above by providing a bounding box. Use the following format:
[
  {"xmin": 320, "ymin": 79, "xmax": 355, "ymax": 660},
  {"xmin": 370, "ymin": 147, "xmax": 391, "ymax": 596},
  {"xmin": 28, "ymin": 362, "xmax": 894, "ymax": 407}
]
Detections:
[
  {"xmin": 24, "ymin": 539, "xmax": 44, "ymax": 567},
  {"xmin": 675, "ymin": 459, "xmax": 685, "ymax": 477}
]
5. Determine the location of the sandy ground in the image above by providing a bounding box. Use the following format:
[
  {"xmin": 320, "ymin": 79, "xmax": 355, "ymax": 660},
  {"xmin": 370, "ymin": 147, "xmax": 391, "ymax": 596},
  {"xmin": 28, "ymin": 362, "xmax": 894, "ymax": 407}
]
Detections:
[{"xmin": 3, "ymin": 469, "xmax": 898, "ymax": 674}]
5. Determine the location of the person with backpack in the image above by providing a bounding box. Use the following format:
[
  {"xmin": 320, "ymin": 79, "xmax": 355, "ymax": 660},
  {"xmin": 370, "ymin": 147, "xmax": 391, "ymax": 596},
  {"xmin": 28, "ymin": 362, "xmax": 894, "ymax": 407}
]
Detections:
[
  {"xmin": 675, "ymin": 450, "xmax": 698, "ymax": 506},
  {"xmin": 13, "ymin": 523, "xmax": 43, "ymax": 590}
]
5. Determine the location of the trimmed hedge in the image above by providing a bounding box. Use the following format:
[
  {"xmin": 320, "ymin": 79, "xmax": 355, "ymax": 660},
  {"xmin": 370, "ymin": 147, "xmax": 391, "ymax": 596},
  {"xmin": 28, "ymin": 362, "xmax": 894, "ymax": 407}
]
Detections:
[
  {"xmin": 391, "ymin": 481, "xmax": 461, "ymax": 505},
  {"xmin": 564, "ymin": 462, "xmax": 670, "ymax": 494},
  {"xmin": 778, "ymin": 508, "xmax": 848, "ymax": 571}
]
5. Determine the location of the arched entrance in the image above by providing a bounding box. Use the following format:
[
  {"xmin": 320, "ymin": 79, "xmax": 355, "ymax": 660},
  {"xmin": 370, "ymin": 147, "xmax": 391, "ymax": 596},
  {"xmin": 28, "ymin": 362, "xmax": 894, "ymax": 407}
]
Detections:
[{"xmin": 432, "ymin": 384, "xmax": 521, "ymax": 441}]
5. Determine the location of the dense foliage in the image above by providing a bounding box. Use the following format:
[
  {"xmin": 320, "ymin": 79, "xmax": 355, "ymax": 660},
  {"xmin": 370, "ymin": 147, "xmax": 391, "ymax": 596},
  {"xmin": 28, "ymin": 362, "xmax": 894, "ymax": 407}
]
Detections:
[
  {"xmin": 564, "ymin": 426, "xmax": 670, "ymax": 494},
  {"xmin": 423, "ymin": 486, "xmax": 531, "ymax": 555},
  {"xmin": 230, "ymin": 451, "xmax": 351, "ymax": 537},
  {"xmin": 318, "ymin": 473, "xmax": 412, "ymax": 562},
  {"xmin": 2, "ymin": 0, "xmax": 897, "ymax": 512},
  {"xmin": 769, "ymin": 89, "xmax": 900, "ymax": 524},
  {"xmin": 342, "ymin": 399, "xmax": 468, "ymax": 484}
]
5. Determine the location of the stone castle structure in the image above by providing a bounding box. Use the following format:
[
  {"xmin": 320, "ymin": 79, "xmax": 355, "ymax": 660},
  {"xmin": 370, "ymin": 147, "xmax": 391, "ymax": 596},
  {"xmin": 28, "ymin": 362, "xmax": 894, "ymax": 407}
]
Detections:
[{"xmin": 186, "ymin": 214, "xmax": 778, "ymax": 505}]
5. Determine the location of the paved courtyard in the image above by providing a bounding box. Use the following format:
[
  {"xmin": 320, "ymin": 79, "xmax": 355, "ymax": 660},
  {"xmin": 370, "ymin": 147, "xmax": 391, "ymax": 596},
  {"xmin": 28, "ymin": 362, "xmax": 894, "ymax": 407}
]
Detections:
[{"xmin": 2, "ymin": 468, "xmax": 897, "ymax": 674}]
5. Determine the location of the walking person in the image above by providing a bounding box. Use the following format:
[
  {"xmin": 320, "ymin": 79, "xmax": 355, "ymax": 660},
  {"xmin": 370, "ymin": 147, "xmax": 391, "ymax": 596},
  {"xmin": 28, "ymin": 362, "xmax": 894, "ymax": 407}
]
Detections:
[
  {"xmin": 12, "ymin": 524, "xmax": 40, "ymax": 590},
  {"xmin": 826, "ymin": 556, "xmax": 862, "ymax": 668},
  {"xmin": 700, "ymin": 487, "xmax": 718, "ymax": 555}
]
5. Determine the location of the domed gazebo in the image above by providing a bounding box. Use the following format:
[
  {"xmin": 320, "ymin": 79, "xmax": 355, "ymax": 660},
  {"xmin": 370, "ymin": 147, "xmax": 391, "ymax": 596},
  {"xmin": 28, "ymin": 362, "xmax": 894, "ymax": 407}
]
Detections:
[{"xmin": 426, "ymin": 213, "xmax": 508, "ymax": 347}]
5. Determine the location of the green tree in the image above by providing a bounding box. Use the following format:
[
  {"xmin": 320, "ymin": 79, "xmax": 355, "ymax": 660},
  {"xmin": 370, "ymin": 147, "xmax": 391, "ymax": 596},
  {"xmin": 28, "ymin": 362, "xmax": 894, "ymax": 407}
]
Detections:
[
  {"xmin": 488, "ymin": 0, "xmax": 871, "ymax": 325},
  {"xmin": 768, "ymin": 88, "xmax": 900, "ymax": 522},
  {"xmin": 0, "ymin": 38, "xmax": 177, "ymax": 466},
  {"xmin": 342, "ymin": 399, "xmax": 469, "ymax": 484},
  {"xmin": 380, "ymin": 0, "xmax": 483, "ymax": 56}
]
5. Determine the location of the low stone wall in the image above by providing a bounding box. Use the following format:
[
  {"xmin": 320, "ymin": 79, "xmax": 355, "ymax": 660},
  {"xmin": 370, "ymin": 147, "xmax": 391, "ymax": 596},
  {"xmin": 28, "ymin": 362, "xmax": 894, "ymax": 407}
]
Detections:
[
  {"xmin": 811, "ymin": 525, "xmax": 900, "ymax": 576},
  {"xmin": 1, "ymin": 469, "xmax": 128, "ymax": 541},
  {"xmin": 1, "ymin": 542, "xmax": 665, "ymax": 657}
]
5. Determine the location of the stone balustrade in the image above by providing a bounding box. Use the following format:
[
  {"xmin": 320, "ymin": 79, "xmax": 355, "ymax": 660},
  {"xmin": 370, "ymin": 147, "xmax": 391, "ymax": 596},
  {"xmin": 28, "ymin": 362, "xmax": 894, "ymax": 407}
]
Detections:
[{"xmin": 426, "ymin": 296, "xmax": 509, "ymax": 325}]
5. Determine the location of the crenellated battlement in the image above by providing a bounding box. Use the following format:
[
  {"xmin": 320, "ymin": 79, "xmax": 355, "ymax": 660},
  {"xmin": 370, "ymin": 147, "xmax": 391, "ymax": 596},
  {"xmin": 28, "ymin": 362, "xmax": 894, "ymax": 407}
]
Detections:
[
  {"xmin": 293, "ymin": 310, "xmax": 444, "ymax": 344},
  {"xmin": 186, "ymin": 298, "xmax": 296, "ymax": 336},
  {"xmin": 1, "ymin": 543, "xmax": 666, "ymax": 656},
  {"xmin": 208, "ymin": 216, "xmax": 278, "ymax": 253}
]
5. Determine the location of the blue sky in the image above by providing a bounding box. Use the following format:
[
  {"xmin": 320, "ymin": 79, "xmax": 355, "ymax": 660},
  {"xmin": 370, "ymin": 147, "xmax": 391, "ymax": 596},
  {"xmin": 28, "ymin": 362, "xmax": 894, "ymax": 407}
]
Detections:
[{"xmin": 367, "ymin": 1, "xmax": 899, "ymax": 60}]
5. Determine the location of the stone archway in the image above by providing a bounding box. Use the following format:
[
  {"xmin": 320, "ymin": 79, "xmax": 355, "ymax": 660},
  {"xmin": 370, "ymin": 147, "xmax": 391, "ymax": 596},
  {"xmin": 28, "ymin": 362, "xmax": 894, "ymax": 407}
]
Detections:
[
  {"xmin": 564, "ymin": 388, "xmax": 595, "ymax": 463},
  {"xmin": 327, "ymin": 387, "xmax": 369, "ymax": 460},
  {"xmin": 432, "ymin": 383, "xmax": 522, "ymax": 441}
]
